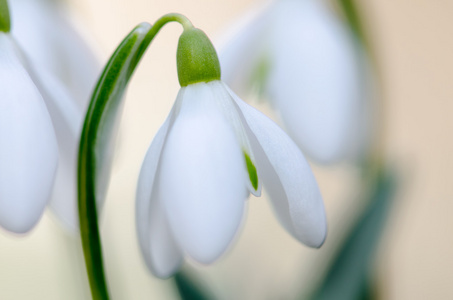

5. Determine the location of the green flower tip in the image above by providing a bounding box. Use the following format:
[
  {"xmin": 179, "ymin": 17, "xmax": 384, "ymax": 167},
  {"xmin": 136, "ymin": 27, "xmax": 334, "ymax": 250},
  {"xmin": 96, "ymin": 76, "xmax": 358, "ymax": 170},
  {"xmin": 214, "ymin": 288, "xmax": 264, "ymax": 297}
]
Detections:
[
  {"xmin": 244, "ymin": 151, "xmax": 258, "ymax": 191},
  {"xmin": 0, "ymin": 0, "xmax": 11, "ymax": 33},
  {"xmin": 177, "ymin": 28, "xmax": 221, "ymax": 87}
]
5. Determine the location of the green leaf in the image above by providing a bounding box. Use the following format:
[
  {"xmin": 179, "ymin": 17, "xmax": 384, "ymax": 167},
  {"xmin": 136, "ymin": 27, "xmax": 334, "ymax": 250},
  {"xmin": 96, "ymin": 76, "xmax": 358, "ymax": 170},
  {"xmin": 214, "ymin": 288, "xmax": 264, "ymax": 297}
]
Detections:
[
  {"xmin": 310, "ymin": 168, "xmax": 396, "ymax": 300},
  {"xmin": 174, "ymin": 272, "xmax": 211, "ymax": 300},
  {"xmin": 78, "ymin": 22, "xmax": 152, "ymax": 300},
  {"xmin": 0, "ymin": 0, "xmax": 11, "ymax": 32}
]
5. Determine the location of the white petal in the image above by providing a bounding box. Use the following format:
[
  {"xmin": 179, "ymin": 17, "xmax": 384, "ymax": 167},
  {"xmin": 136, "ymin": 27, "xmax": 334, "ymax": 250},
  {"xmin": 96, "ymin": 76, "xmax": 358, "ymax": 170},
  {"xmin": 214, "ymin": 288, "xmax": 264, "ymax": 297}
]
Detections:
[
  {"xmin": 265, "ymin": 0, "xmax": 362, "ymax": 163},
  {"xmin": 9, "ymin": 0, "xmax": 52, "ymax": 76},
  {"xmin": 135, "ymin": 97, "xmax": 183, "ymax": 278},
  {"xmin": 136, "ymin": 101, "xmax": 183, "ymax": 279},
  {"xmin": 26, "ymin": 68, "xmax": 84, "ymax": 231},
  {"xmin": 226, "ymin": 84, "xmax": 327, "ymax": 247},
  {"xmin": 10, "ymin": 0, "xmax": 100, "ymax": 109},
  {"xmin": 217, "ymin": 1, "xmax": 272, "ymax": 96},
  {"xmin": 0, "ymin": 33, "xmax": 58, "ymax": 233},
  {"xmin": 206, "ymin": 81, "xmax": 262, "ymax": 197},
  {"xmin": 144, "ymin": 194, "xmax": 183, "ymax": 279},
  {"xmin": 159, "ymin": 83, "xmax": 247, "ymax": 264}
]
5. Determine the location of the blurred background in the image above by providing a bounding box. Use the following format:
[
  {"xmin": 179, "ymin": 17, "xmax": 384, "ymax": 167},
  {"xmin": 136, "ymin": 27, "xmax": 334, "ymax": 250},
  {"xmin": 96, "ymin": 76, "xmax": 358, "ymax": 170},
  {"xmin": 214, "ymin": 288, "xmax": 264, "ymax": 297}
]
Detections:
[{"xmin": 0, "ymin": 0, "xmax": 452, "ymax": 299}]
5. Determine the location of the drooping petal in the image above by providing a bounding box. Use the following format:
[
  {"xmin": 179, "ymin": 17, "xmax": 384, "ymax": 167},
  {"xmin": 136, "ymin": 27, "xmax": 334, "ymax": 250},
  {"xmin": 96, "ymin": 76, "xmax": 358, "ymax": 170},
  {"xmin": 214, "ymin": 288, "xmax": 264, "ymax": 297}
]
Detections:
[
  {"xmin": 26, "ymin": 67, "xmax": 84, "ymax": 231},
  {"xmin": 158, "ymin": 83, "xmax": 248, "ymax": 264},
  {"xmin": 207, "ymin": 81, "xmax": 262, "ymax": 197},
  {"xmin": 217, "ymin": 1, "xmax": 272, "ymax": 96},
  {"xmin": 10, "ymin": 0, "xmax": 100, "ymax": 108},
  {"xmin": 0, "ymin": 33, "xmax": 58, "ymax": 233},
  {"xmin": 142, "ymin": 191, "xmax": 183, "ymax": 279},
  {"xmin": 265, "ymin": 0, "xmax": 362, "ymax": 164},
  {"xmin": 136, "ymin": 98, "xmax": 183, "ymax": 278},
  {"xmin": 226, "ymin": 83, "xmax": 327, "ymax": 248}
]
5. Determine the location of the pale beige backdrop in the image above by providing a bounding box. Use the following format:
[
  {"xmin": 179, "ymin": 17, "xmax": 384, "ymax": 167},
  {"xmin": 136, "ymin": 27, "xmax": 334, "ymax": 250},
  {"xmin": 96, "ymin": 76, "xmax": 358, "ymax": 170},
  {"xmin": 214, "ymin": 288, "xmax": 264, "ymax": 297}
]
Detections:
[{"xmin": 0, "ymin": 0, "xmax": 452, "ymax": 299}]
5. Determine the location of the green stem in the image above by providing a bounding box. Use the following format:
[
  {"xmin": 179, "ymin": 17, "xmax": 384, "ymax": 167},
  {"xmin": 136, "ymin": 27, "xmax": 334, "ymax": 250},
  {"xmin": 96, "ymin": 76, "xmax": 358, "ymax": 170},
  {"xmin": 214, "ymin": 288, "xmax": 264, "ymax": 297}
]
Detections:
[
  {"xmin": 0, "ymin": 0, "xmax": 11, "ymax": 32},
  {"xmin": 142, "ymin": 13, "xmax": 193, "ymax": 49},
  {"xmin": 152, "ymin": 13, "xmax": 193, "ymax": 32},
  {"xmin": 78, "ymin": 14, "xmax": 193, "ymax": 300},
  {"xmin": 337, "ymin": 0, "xmax": 385, "ymax": 182},
  {"xmin": 338, "ymin": 0, "xmax": 367, "ymax": 51},
  {"xmin": 174, "ymin": 271, "xmax": 211, "ymax": 300},
  {"xmin": 78, "ymin": 123, "xmax": 109, "ymax": 300}
]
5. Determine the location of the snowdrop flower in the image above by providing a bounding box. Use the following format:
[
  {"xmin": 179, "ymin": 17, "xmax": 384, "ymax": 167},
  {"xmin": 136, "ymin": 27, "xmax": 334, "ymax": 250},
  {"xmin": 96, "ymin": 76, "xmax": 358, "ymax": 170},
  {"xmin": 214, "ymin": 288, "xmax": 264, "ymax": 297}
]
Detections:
[
  {"xmin": 8, "ymin": 0, "xmax": 101, "ymax": 230},
  {"xmin": 0, "ymin": 1, "xmax": 98, "ymax": 232},
  {"xmin": 10, "ymin": 0, "xmax": 100, "ymax": 108},
  {"xmin": 219, "ymin": 0, "xmax": 370, "ymax": 164},
  {"xmin": 0, "ymin": 31, "xmax": 58, "ymax": 233},
  {"xmin": 136, "ymin": 28, "xmax": 327, "ymax": 278}
]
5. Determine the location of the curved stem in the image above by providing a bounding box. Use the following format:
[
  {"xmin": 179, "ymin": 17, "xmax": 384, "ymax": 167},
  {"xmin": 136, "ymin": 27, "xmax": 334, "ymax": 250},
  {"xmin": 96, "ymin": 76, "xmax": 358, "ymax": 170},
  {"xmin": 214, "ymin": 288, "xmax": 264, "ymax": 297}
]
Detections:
[
  {"xmin": 141, "ymin": 13, "xmax": 194, "ymax": 51},
  {"xmin": 78, "ymin": 14, "xmax": 194, "ymax": 300},
  {"xmin": 338, "ymin": 0, "xmax": 385, "ymax": 182},
  {"xmin": 153, "ymin": 13, "xmax": 194, "ymax": 32},
  {"xmin": 79, "ymin": 131, "xmax": 109, "ymax": 300}
]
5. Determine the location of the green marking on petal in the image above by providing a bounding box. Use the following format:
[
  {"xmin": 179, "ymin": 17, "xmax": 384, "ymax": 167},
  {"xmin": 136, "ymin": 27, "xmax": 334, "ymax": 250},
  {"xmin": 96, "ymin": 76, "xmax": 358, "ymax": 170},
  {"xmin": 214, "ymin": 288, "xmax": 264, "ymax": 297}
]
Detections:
[
  {"xmin": 244, "ymin": 151, "xmax": 258, "ymax": 191},
  {"xmin": 249, "ymin": 54, "xmax": 271, "ymax": 100}
]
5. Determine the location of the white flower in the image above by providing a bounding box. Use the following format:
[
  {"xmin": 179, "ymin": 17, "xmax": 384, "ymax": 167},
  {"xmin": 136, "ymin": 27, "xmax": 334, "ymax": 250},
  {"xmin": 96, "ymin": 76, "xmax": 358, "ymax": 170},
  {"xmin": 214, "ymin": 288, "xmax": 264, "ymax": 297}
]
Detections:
[
  {"xmin": 136, "ymin": 80, "xmax": 327, "ymax": 278},
  {"xmin": 0, "ymin": 0, "xmax": 100, "ymax": 232},
  {"xmin": 218, "ymin": 0, "xmax": 370, "ymax": 164},
  {"xmin": 10, "ymin": 0, "xmax": 100, "ymax": 109},
  {"xmin": 6, "ymin": 0, "xmax": 101, "ymax": 231},
  {"xmin": 0, "ymin": 32, "xmax": 58, "ymax": 233}
]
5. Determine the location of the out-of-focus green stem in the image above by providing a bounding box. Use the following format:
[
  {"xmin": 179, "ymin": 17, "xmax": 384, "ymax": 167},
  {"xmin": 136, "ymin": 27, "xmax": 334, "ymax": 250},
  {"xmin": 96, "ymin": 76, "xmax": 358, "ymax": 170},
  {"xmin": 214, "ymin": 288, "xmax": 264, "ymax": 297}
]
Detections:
[
  {"xmin": 338, "ymin": 0, "xmax": 367, "ymax": 51},
  {"xmin": 175, "ymin": 272, "xmax": 211, "ymax": 300},
  {"xmin": 338, "ymin": 0, "xmax": 385, "ymax": 184}
]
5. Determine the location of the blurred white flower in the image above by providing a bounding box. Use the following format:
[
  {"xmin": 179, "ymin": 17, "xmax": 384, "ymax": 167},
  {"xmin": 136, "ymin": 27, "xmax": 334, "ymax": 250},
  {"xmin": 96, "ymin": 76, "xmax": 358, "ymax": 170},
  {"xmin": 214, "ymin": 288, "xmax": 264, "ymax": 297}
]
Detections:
[
  {"xmin": 219, "ymin": 0, "xmax": 371, "ymax": 164},
  {"xmin": 0, "ymin": 0, "xmax": 100, "ymax": 233},
  {"xmin": 10, "ymin": 0, "xmax": 100, "ymax": 108},
  {"xmin": 0, "ymin": 31, "xmax": 58, "ymax": 233},
  {"xmin": 136, "ymin": 80, "xmax": 327, "ymax": 278},
  {"xmin": 8, "ymin": 0, "xmax": 101, "ymax": 230}
]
